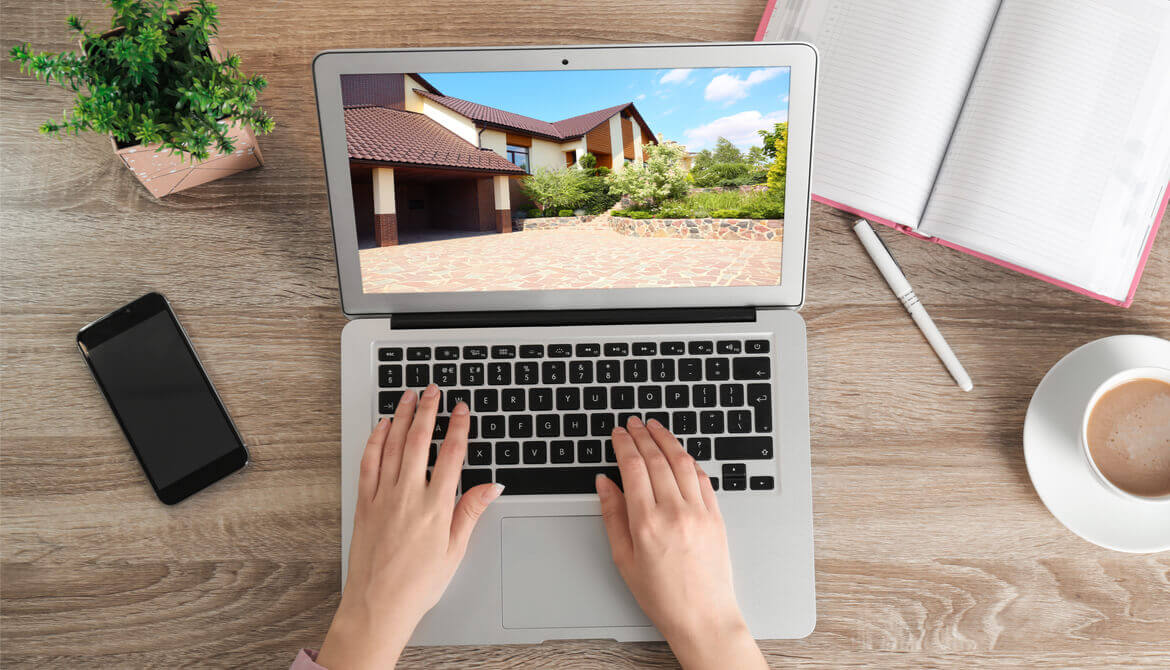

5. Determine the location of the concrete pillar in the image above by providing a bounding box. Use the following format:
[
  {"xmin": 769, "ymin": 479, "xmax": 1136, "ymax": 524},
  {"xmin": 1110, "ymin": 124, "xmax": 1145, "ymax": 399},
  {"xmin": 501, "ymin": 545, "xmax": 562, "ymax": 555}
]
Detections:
[
  {"xmin": 632, "ymin": 122, "xmax": 643, "ymax": 165},
  {"xmin": 372, "ymin": 167, "xmax": 398, "ymax": 246},
  {"xmin": 608, "ymin": 115, "xmax": 624, "ymax": 171},
  {"xmin": 493, "ymin": 175, "xmax": 511, "ymax": 233},
  {"xmin": 576, "ymin": 138, "xmax": 588, "ymax": 167}
]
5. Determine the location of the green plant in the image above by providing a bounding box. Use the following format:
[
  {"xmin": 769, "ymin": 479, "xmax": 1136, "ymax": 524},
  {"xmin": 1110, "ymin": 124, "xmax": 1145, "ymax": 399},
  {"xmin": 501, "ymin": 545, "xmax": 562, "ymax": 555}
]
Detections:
[
  {"xmin": 762, "ymin": 122, "xmax": 788, "ymax": 194},
  {"xmin": 711, "ymin": 209, "xmax": 748, "ymax": 218},
  {"xmin": 557, "ymin": 209, "xmax": 574, "ymax": 217},
  {"xmin": 577, "ymin": 152, "xmax": 597, "ymax": 170},
  {"xmin": 607, "ymin": 142, "xmax": 688, "ymax": 209},
  {"xmin": 9, "ymin": 0, "xmax": 274, "ymax": 161},
  {"xmin": 520, "ymin": 167, "xmax": 586, "ymax": 212},
  {"xmin": 527, "ymin": 208, "xmax": 541, "ymax": 218}
]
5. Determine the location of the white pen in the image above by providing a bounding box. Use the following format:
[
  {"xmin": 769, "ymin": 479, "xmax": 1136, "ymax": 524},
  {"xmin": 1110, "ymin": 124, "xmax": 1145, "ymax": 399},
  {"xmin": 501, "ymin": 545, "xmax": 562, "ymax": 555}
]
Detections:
[{"xmin": 852, "ymin": 219, "xmax": 973, "ymax": 392}]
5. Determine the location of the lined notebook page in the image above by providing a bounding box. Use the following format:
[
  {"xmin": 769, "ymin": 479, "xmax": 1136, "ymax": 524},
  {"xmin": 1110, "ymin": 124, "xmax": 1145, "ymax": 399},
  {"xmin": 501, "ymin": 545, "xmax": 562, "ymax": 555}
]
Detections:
[
  {"xmin": 763, "ymin": 0, "xmax": 1001, "ymax": 227},
  {"xmin": 921, "ymin": 0, "xmax": 1170, "ymax": 301}
]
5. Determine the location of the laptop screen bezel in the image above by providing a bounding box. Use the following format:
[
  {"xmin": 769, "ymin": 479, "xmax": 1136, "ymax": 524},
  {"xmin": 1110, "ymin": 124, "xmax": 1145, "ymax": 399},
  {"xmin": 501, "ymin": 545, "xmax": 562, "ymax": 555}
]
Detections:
[{"xmin": 313, "ymin": 43, "xmax": 815, "ymax": 317}]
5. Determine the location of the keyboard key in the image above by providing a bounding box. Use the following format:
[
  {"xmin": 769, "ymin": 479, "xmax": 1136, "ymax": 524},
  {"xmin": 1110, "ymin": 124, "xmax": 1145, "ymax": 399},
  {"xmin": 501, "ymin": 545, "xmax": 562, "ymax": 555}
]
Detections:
[
  {"xmin": 488, "ymin": 362, "xmax": 511, "ymax": 386},
  {"xmin": 611, "ymin": 386, "xmax": 635, "ymax": 409},
  {"xmin": 688, "ymin": 340, "xmax": 714, "ymax": 355},
  {"xmin": 710, "ymin": 476, "xmax": 719, "ymax": 490},
  {"xmin": 379, "ymin": 364, "xmax": 402, "ymax": 387},
  {"xmin": 679, "ymin": 358, "xmax": 702, "ymax": 381},
  {"xmin": 637, "ymin": 385, "xmax": 662, "ymax": 409},
  {"xmin": 590, "ymin": 413, "xmax": 616, "ymax": 437},
  {"xmin": 535, "ymin": 414, "xmax": 560, "ymax": 437},
  {"xmin": 665, "ymin": 385, "xmax": 689, "ymax": 408},
  {"xmin": 428, "ymin": 444, "xmax": 438, "ymax": 466},
  {"xmin": 686, "ymin": 437, "xmax": 712, "ymax": 460},
  {"xmin": 432, "ymin": 416, "xmax": 449, "ymax": 440},
  {"xmin": 583, "ymin": 386, "xmax": 608, "ymax": 410},
  {"xmin": 550, "ymin": 440, "xmax": 574, "ymax": 463},
  {"xmin": 463, "ymin": 345, "xmax": 488, "ymax": 359},
  {"xmin": 673, "ymin": 411, "xmax": 697, "ymax": 434},
  {"xmin": 569, "ymin": 360, "xmax": 593, "ymax": 384},
  {"xmin": 434, "ymin": 363, "xmax": 458, "ymax": 386},
  {"xmin": 529, "ymin": 388, "xmax": 553, "ymax": 411},
  {"xmin": 661, "ymin": 341, "xmax": 685, "ymax": 355},
  {"xmin": 723, "ymin": 463, "xmax": 746, "ymax": 477},
  {"xmin": 715, "ymin": 436, "xmax": 774, "ymax": 460},
  {"xmin": 556, "ymin": 387, "xmax": 580, "ymax": 410},
  {"xmin": 468, "ymin": 442, "xmax": 492, "ymax": 465},
  {"xmin": 575, "ymin": 343, "xmax": 601, "ymax": 357},
  {"xmin": 563, "ymin": 413, "xmax": 588, "ymax": 436},
  {"xmin": 520, "ymin": 344, "xmax": 545, "ymax": 358},
  {"xmin": 717, "ymin": 340, "xmax": 742, "ymax": 354},
  {"xmin": 719, "ymin": 383, "xmax": 745, "ymax": 407},
  {"xmin": 460, "ymin": 363, "xmax": 484, "ymax": 386},
  {"xmin": 700, "ymin": 411, "xmax": 724, "ymax": 434},
  {"xmin": 378, "ymin": 390, "xmax": 402, "ymax": 414},
  {"xmin": 491, "ymin": 345, "xmax": 516, "ymax": 359},
  {"xmin": 406, "ymin": 364, "xmax": 429, "ymax": 387},
  {"xmin": 482, "ymin": 415, "xmax": 506, "ymax": 438},
  {"xmin": 651, "ymin": 358, "xmax": 675, "ymax": 382},
  {"xmin": 618, "ymin": 412, "xmax": 641, "ymax": 429},
  {"xmin": 632, "ymin": 342, "xmax": 657, "ymax": 356},
  {"xmin": 548, "ymin": 344, "xmax": 572, "ymax": 358},
  {"xmin": 378, "ymin": 347, "xmax": 403, "ymax": 361},
  {"xmin": 467, "ymin": 415, "xmax": 479, "ymax": 439},
  {"xmin": 541, "ymin": 361, "xmax": 566, "ymax": 384},
  {"xmin": 693, "ymin": 384, "xmax": 717, "ymax": 407},
  {"xmin": 746, "ymin": 339, "xmax": 770, "ymax": 354},
  {"xmin": 733, "ymin": 356, "xmax": 771, "ymax": 380},
  {"xmin": 495, "ymin": 466, "xmax": 622, "ymax": 495},
  {"xmin": 750, "ymin": 476, "xmax": 775, "ymax": 490},
  {"xmin": 407, "ymin": 347, "xmax": 431, "ymax": 361},
  {"xmin": 496, "ymin": 442, "xmax": 519, "ymax": 464},
  {"xmin": 604, "ymin": 342, "xmax": 629, "ymax": 357},
  {"xmin": 597, "ymin": 360, "xmax": 621, "ymax": 383},
  {"xmin": 509, "ymin": 415, "xmax": 533, "ymax": 438},
  {"xmin": 577, "ymin": 440, "xmax": 603, "ymax": 463},
  {"xmin": 605, "ymin": 440, "xmax": 617, "ymax": 463},
  {"xmin": 728, "ymin": 410, "xmax": 752, "ymax": 433},
  {"xmin": 474, "ymin": 389, "xmax": 498, "ymax": 413},
  {"xmin": 502, "ymin": 389, "xmax": 525, "ymax": 412},
  {"xmin": 747, "ymin": 383, "xmax": 772, "ymax": 432},
  {"xmin": 446, "ymin": 389, "xmax": 471, "ymax": 412},
  {"xmin": 516, "ymin": 362, "xmax": 539, "ymax": 385},
  {"xmin": 645, "ymin": 411, "xmax": 669, "ymax": 428},
  {"xmin": 723, "ymin": 476, "xmax": 747, "ymax": 491},
  {"xmin": 523, "ymin": 441, "xmax": 548, "ymax": 464},
  {"xmin": 623, "ymin": 359, "xmax": 648, "ymax": 382},
  {"xmin": 705, "ymin": 358, "xmax": 730, "ymax": 381},
  {"xmin": 436, "ymin": 346, "xmax": 459, "ymax": 360},
  {"xmin": 461, "ymin": 468, "xmax": 492, "ymax": 492}
]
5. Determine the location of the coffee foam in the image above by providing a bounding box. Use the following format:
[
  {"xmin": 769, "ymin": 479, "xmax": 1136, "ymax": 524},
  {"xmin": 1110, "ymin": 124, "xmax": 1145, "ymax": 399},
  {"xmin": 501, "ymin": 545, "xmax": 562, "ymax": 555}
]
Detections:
[{"xmin": 1086, "ymin": 378, "xmax": 1170, "ymax": 498}]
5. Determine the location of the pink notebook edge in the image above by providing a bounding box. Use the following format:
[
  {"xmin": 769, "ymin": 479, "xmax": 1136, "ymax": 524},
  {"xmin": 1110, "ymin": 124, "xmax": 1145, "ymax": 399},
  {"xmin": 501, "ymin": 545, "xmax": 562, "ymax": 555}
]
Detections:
[{"xmin": 755, "ymin": 5, "xmax": 1167, "ymax": 308}]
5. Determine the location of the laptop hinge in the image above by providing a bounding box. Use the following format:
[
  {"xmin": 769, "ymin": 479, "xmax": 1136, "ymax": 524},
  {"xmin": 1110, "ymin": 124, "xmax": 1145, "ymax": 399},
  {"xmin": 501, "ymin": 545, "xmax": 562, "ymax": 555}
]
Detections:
[{"xmin": 391, "ymin": 306, "xmax": 756, "ymax": 330}]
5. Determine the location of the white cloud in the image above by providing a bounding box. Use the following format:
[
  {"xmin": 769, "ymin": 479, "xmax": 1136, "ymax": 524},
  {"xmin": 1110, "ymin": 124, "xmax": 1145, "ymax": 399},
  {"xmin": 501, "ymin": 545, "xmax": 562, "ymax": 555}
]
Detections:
[
  {"xmin": 658, "ymin": 68, "xmax": 692, "ymax": 84},
  {"xmin": 683, "ymin": 109, "xmax": 788, "ymax": 150},
  {"xmin": 704, "ymin": 68, "xmax": 785, "ymax": 104},
  {"xmin": 635, "ymin": 93, "xmax": 646, "ymax": 100}
]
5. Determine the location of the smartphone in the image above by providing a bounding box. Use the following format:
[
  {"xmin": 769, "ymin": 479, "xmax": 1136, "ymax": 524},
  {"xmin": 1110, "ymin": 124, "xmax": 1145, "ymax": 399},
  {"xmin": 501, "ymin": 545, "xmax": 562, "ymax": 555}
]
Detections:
[{"xmin": 77, "ymin": 292, "xmax": 248, "ymax": 504}]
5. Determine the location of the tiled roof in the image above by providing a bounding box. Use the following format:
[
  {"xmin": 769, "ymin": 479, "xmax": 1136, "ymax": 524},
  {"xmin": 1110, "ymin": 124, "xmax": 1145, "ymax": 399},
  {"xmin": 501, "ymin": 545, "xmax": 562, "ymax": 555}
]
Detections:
[
  {"xmin": 415, "ymin": 90, "xmax": 652, "ymax": 142},
  {"xmin": 345, "ymin": 106, "xmax": 526, "ymax": 174},
  {"xmin": 550, "ymin": 103, "xmax": 631, "ymax": 138}
]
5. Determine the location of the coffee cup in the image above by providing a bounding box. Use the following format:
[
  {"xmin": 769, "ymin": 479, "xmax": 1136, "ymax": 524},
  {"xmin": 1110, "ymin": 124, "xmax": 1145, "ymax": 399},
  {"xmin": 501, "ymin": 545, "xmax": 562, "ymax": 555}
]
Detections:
[{"xmin": 1080, "ymin": 366, "xmax": 1170, "ymax": 503}]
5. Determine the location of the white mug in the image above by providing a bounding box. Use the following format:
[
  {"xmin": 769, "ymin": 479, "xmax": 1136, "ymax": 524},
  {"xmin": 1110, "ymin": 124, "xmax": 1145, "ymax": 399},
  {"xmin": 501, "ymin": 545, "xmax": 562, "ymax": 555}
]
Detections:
[{"xmin": 1080, "ymin": 365, "xmax": 1170, "ymax": 503}]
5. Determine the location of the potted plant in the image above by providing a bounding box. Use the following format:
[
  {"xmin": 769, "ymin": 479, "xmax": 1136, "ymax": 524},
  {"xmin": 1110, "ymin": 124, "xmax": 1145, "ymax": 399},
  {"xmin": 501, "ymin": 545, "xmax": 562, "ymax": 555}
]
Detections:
[{"xmin": 9, "ymin": 0, "xmax": 274, "ymax": 198}]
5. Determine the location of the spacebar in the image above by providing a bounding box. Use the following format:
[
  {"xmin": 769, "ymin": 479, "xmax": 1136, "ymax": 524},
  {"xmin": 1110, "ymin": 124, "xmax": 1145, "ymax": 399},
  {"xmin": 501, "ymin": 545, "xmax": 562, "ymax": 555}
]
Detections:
[{"xmin": 495, "ymin": 467, "xmax": 623, "ymax": 495}]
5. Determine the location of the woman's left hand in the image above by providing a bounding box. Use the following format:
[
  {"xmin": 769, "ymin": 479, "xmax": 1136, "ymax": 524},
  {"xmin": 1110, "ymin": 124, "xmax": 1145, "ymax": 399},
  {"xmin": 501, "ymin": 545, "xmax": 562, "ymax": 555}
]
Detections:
[{"xmin": 316, "ymin": 384, "xmax": 503, "ymax": 669}]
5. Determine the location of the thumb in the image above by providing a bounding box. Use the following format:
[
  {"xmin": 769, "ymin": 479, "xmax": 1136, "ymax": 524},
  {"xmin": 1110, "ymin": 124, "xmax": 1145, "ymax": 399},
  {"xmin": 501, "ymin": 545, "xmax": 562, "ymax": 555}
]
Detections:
[
  {"xmin": 595, "ymin": 474, "xmax": 633, "ymax": 564},
  {"xmin": 449, "ymin": 482, "xmax": 504, "ymax": 559}
]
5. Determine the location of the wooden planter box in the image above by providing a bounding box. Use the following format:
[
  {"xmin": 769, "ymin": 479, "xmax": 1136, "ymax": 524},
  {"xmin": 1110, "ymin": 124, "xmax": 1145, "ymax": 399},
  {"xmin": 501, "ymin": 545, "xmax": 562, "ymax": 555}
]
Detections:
[{"xmin": 94, "ymin": 14, "xmax": 264, "ymax": 198}]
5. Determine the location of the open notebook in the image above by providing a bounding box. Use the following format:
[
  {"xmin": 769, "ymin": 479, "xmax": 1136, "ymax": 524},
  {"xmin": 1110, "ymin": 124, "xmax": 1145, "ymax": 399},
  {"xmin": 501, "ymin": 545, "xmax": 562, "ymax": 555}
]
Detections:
[{"xmin": 757, "ymin": 0, "xmax": 1170, "ymax": 306}]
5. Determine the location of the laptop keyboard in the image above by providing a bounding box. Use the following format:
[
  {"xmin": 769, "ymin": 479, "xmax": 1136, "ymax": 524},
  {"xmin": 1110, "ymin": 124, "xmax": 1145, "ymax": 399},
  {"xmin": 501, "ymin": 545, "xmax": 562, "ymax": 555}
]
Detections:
[{"xmin": 375, "ymin": 337, "xmax": 777, "ymax": 495}]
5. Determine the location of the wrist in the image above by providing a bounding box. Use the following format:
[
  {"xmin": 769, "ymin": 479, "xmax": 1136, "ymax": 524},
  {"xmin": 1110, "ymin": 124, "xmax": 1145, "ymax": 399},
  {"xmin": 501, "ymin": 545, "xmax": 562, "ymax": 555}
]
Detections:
[
  {"xmin": 663, "ymin": 608, "xmax": 762, "ymax": 670},
  {"xmin": 316, "ymin": 604, "xmax": 413, "ymax": 670}
]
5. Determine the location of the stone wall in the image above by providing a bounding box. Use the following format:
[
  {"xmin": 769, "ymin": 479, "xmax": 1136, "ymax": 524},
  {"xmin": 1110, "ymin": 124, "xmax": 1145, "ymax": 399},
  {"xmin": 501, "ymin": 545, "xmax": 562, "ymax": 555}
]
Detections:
[
  {"xmin": 609, "ymin": 216, "xmax": 782, "ymax": 242},
  {"xmin": 511, "ymin": 215, "xmax": 604, "ymax": 231}
]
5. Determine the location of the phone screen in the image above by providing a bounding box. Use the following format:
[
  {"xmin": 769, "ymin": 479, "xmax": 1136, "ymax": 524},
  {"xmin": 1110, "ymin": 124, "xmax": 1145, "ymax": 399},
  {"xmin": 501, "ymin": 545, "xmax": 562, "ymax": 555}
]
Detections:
[{"xmin": 79, "ymin": 294, "xmax": 246, "ymax": 503}]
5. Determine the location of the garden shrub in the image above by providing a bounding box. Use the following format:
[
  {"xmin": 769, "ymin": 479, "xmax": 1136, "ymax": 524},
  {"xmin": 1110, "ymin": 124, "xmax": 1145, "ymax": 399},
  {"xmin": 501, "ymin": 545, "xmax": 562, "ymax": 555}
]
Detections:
[
  {"xmin": 606, "ymin": 142, "xmax": 688, "ymax": 209},
  {"xmin": 711, "ymin": 209, "xmax": 747, "ymax": 218},
  {"xmin": 557, "ymin": 209, "xmax": 574, "ymax": 217},
  {"xmin": 527, "ymin": 208, "xmax": 541, "ymax": 218}
]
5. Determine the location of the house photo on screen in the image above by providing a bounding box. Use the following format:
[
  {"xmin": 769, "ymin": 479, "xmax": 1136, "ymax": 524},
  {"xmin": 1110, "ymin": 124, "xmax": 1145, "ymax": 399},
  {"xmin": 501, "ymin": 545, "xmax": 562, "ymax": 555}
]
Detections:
[{"xmin": 340, "ymin": 67, "xmax": 790, "ymax": 294}]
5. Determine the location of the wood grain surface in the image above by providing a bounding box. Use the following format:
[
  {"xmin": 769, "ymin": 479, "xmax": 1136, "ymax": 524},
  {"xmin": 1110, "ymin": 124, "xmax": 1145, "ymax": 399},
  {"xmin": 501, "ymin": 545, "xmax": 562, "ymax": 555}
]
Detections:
[{"xmin": 2, "ymin": 1, "xmax": 1168, "ymax": 667}]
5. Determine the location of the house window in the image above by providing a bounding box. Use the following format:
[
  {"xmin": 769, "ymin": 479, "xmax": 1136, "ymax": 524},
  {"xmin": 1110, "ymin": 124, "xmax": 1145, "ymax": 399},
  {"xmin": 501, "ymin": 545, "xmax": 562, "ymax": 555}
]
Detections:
[
  {"xmin": 507, "ymin": 145, "xmax": 530, "ymax": 173},
  {"xmin": 565, "ymin": 149, "xmax": 577, "ymax": 167}
]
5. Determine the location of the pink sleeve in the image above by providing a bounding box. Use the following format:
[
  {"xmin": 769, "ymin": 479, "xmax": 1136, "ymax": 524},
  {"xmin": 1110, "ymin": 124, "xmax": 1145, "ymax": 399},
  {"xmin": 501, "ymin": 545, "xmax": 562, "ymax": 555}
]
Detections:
[{"xmin": 290, "ymin": 649, "xmax": 326, "ymax": 670}]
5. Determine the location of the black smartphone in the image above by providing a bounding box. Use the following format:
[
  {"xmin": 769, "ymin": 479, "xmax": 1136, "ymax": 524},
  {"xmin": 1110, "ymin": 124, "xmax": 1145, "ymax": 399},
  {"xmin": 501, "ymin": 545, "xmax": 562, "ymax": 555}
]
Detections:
[{"xmin": 77, "ymin": 292, "xmax": 248, "ymax": 504}]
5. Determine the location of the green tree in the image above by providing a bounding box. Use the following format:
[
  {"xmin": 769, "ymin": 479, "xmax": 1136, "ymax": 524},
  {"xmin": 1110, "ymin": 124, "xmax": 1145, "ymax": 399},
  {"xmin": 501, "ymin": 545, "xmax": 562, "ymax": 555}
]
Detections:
[
  {"xmin": 757, "ymin": 122, "xmax": 788, "ymax": 161},
  {"xmin": 607, "ymin": 141, "xmax": 688, "ymax": 210},
  {"xmin": 520, "ymin": 168, "xmax": 586, "ymax": 212},
  {"xmin": 711, "ymin": 137, "xmax": 743, "ymax": 163},
  {"xmin": 763, "ymin": 122, "xmax": 788, "ymax": 194}
]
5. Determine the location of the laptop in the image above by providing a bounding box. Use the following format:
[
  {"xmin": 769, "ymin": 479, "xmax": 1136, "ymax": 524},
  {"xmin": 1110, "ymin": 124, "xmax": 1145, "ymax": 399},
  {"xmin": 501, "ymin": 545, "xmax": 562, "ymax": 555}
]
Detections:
[{"xmin": 312, "ymin": 42, "xmax": 817, "ymax": 644}]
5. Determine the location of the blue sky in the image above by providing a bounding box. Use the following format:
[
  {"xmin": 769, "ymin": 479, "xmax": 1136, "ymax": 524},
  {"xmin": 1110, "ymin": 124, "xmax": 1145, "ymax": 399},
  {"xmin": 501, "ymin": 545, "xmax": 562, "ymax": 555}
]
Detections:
[{"xmin": 420, "ymin": 67, "xmax": 789, "ymax": 152}]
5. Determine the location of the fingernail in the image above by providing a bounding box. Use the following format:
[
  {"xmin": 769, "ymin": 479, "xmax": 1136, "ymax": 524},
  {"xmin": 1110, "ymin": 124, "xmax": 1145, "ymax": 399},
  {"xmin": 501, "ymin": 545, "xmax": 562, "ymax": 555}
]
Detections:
[
  {"xmin": 401, "ymin": 389, "xmax": 417, "ymax": 404},
  {"xmin": 483, "ymin": 483, "xmax": 505, "ymax": 502},
  {"xmin": 646, "ymin": 418, "xmax": 661, "ymax": 429},
  {"xmin": 613, "ymin": 426, "xmax": 627, "ymax": 436},
  {"xmin": 424, "ymin": 384, "xmax": 439, "ymax": 398},
  {"xmin": 594, "ymin": 473, "xmax": 608, "ymax": 492},
  {"xmin": 453, "ymin": 401, "xmax": 469, "ymax": 415},
  {"xmin": 628, "ymin": 416, "xmax": 642, "ymax": 428},
  {"xmin": 378, "ymin": 417, "xmax": 389, "ymax": 428}
]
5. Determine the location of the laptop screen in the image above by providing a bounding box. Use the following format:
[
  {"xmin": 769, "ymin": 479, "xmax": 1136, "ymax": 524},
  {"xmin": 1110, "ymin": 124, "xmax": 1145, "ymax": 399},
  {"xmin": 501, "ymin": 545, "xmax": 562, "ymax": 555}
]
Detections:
[{"xmin": 339, "ymin": 67, "xmax": 790, "ymax": 295}]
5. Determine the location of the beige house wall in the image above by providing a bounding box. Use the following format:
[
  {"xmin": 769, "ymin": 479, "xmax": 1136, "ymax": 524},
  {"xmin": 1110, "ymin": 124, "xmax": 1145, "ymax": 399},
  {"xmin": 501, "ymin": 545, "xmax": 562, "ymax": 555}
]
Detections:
[
  {"xmin": 530, "ymin": 138, "xmax": 568, "ymax": 172},
  {"xmin": 402, "ymin": 75, "xmax": 428, "ymax": 113},
  {"xmin": 372, "ymin": 167, "xmax": 395, "ymax": 214},
  {"xmin": 632, "ymin": 122, "xmax": 643, "ymax": 164},
  {"xmin": 421, "ymin": 99, "xmax": 478, "ymax": 146},
  {"xmin": 607, "ymin": 115, "xmax": 624, "ymax": 171},
  {"xmin": 480, "ymin": 128, "xmax": 507, "ymax": 156}
]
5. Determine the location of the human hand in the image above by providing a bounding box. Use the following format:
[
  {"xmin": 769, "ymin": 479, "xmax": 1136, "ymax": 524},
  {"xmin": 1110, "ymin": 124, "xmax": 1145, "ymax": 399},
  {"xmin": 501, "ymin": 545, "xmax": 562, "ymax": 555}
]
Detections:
[
  {"xmin": 596, "ymin": 417, "xmax": 766, "ymax": 670},
  {"xmin": 317, "ymin": 385, "xmax": 503, "ymax": 669}
]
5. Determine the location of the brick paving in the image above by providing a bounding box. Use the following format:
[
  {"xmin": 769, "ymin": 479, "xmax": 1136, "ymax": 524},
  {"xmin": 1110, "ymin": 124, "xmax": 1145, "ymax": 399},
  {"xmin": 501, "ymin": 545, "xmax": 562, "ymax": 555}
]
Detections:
[{"xmin": 358, "ymin": 228, "xmax": 782, "ymax": 293}]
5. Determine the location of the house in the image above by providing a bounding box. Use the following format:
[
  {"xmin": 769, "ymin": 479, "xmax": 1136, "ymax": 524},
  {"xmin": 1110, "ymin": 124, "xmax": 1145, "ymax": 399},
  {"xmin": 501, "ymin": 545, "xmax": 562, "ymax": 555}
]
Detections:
[{"xmin": 342, "ymin": 73, "xmax": 656, "ymax": 246}]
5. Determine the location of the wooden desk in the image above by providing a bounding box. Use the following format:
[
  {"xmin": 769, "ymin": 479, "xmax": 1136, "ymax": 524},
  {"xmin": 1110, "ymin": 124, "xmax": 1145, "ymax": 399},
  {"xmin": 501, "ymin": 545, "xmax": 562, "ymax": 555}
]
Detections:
[{"xmin": 2, "ymin": 1, "xmax": 1168, "ymax": 667}]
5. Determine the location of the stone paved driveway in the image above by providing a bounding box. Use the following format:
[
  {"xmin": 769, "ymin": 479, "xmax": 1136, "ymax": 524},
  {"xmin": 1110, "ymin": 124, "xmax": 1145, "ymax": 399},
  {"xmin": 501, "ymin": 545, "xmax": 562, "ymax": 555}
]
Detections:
[{"xmin": 359, "ymin": 228, "xmax": 782, "ymax": 293}]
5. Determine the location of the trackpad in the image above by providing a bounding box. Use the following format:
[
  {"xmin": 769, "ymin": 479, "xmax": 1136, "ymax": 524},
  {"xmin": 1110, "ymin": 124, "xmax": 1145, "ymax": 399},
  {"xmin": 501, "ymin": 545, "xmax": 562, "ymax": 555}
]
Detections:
[{"xmin": 501, "ymin": 515, "xmax": 651, "ymax": 629}]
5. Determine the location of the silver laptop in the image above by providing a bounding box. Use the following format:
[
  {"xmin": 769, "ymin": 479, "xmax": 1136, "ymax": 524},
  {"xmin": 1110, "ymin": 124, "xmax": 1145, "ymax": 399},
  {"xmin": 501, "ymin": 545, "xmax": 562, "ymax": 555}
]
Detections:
[{"xmin": 312, "ymin": 42, "xmax": 817, "ymax": 644}]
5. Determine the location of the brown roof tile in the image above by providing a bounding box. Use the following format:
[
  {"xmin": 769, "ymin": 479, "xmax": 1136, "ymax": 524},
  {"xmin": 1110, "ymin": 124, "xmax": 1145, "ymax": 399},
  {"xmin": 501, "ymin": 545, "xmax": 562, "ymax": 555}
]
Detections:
[
  {"xmin": 549, "ymin": 103, "xmax": 631, "ymax": 138},
  {"xmin": 414, "ymin": 90, "xmax": 563, "ymax": 140},
  {"xmin": 345, "ymin": 106, "xmax": 526, "ymax": 174}
]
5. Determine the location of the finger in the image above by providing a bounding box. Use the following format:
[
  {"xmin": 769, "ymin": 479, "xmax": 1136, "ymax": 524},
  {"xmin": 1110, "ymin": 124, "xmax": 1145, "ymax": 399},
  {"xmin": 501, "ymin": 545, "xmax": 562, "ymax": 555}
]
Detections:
[
  {"xmin": 625, "ymin": 416, "xmax": 680, "ymax": 503},
  {"xmin": 377, "ymin": 390, "xmax": 417, "ymax": 495},
  {"xmin": 611, "ymin": 426, "xmax": 654, "ymax": 520},
  {"xmin": 431, "ymin": 401, "xmax": 470, "ymax": 500},
  {"xmin": 358, "ymin": 417, "xmax": 391, "ymax": 501},
  {"xmin": 448, "ymin": 482, "xmax": 505, "ymax": 559},
  {"xmin": 595, "ymin": 474, "xmax": 633, "ymax": 566},
  {"xmin": 695, "ymin": 461, "xmax": 721, "ymax": 515},
  {"xmin": 646, "ymin": 418, "xmax": 700, "ymax": 502},
  {"xmin": 399, "ymin": 383, "xmax": 442, "ymax": 485}
]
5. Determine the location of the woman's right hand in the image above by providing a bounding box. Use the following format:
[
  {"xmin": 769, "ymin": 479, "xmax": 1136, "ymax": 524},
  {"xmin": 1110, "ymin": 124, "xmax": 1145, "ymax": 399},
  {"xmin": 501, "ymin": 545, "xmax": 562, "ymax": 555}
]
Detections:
[{"xmin": 595, "ymin": 416, "xmax": 767, "ymax": 670}]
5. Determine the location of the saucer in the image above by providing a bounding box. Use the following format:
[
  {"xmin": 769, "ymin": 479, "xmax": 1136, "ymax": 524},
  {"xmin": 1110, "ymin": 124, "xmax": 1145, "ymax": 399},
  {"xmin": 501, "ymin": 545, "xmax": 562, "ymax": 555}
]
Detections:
[{"xmin": 1023, "ymin": 335, "xmax": 1170, "ymax": 553}]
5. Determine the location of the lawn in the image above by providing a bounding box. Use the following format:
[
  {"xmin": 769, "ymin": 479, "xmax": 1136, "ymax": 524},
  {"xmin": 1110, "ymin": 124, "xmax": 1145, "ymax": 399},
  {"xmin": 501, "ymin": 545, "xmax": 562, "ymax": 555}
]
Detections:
[{"xmin": 613, "ymin": 186, "xmax": 785, "ymax": 220}]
